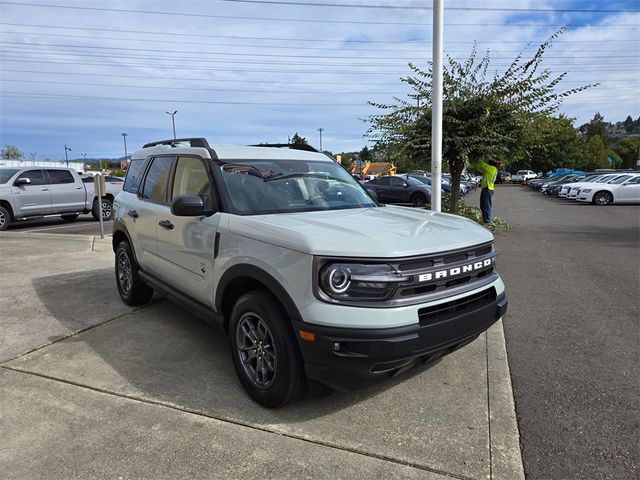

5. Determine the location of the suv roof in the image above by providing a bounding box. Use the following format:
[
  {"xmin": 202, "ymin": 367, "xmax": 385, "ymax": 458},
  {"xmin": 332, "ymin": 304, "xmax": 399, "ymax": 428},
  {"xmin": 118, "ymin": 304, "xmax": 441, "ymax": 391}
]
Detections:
[{"xmin": 133, "ymin": 137, "xmax": 327, "ymax": 162}]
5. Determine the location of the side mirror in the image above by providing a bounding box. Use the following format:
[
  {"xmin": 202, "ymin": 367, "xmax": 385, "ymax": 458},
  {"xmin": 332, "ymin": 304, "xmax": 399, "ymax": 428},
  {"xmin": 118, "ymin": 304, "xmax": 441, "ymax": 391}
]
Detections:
[
  {"xmin": 14, "ymin": 177, "xmax": 31, "ymax": 186},
  {"xmin": 170, "ymin": 194, "xmax": 215, "ymax": 217}
]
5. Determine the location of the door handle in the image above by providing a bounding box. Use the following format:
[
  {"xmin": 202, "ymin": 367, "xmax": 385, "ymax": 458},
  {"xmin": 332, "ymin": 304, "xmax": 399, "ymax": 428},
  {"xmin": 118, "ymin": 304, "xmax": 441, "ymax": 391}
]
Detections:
[
  {"xmin": 75, "ymin": 186, "xmax": 83, "ymax": 189},
  {"xmin": 41, "ymin": 187, "xmax": 49, "ymax": 191},
  {"xmin": 128, "ymin": 210, "xmax": 139, "ymax": 218},
  {"xmin": 158, "ymin": 219, "xmax": 174, "ymax": 230}
]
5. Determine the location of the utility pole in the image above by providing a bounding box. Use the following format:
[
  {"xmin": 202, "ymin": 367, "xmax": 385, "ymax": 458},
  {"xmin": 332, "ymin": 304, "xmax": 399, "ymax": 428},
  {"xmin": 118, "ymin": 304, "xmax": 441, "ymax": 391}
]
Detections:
[
  {"xmin": 165, "ymin": 110, "xmax": 177, "ymax": 139},
  {"xmin": 431, "ymin": 0, "xmax": 444, "ymax": 212},
  {"xmin": 317, "ymin": 127, "xmax": 324, "ymax": 151},
  {"xmin": 122, "ymin": 133, "xmax": 128, "ymax": 164},
  {"xmin": 82, "ymin": 153, "xmax": 87, "ymax": 161},
  {"xmin": 30, "ymin": 152, "xmax": 36, "ymax": 165},
  {"xmin": 64, "ymin": 144, "xmax": 71, "ymax": 167}
]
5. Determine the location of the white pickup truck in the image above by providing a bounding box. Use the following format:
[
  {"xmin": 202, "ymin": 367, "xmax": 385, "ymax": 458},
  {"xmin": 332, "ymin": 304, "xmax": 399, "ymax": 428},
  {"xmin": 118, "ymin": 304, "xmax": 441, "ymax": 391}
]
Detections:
[
  {"xmin": 511, "ymin": 170, "xmax": 537, "ymax": 183},
  {"xmin": 0, "ymin": 167, "xmax": 121, "ymax": 230}
]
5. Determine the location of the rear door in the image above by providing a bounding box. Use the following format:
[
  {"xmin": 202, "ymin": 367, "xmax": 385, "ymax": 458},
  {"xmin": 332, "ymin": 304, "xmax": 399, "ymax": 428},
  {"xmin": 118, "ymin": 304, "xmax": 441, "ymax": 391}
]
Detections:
[
  {"xmin": 46, "ymin": 169, "xmax": 86, "ymax": 212},
  {"xmin": 155, "ymin": 155, "xmax": 219, "ymax": 305},
  {"xmin": 11, "ymin": 169, "xmax": 52, "ymax": 216},
  {"xmin": 135, "ymin": 156, "xmax": 175, "ymax": 272}
]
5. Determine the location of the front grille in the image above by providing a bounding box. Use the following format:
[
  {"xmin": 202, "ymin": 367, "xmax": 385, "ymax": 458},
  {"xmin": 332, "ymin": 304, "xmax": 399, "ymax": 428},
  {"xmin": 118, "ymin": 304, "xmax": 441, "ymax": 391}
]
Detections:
[{"xmin": 418, "ymin": 287, "xmax": 497, "ymax": 326}]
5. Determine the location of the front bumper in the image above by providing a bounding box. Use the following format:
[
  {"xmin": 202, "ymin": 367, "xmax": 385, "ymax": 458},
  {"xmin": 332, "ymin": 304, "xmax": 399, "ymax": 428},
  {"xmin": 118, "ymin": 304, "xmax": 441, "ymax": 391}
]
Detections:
[{"xmin": 293, "ymin": 289, "xmax": 507, "ymax": 391}]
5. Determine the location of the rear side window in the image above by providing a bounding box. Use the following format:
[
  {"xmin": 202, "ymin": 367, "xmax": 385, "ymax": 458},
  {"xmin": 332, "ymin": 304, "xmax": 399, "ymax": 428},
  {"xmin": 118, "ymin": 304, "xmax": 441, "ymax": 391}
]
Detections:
[
  {"xmin": 47, "ymin": 169, "xmax": 75, "ymax": 184},
  {"xmin": 142, "ymin": 157, "xmax": 174, "ymax": 203},
  {"xmin": 123, "ymin": 159, "xmax": 147, "ymax": 194}
]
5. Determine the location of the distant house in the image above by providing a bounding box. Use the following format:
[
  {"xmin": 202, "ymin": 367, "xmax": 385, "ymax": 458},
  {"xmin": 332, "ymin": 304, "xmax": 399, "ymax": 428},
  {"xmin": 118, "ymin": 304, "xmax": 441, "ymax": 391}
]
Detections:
[{"xmin": 350, "ymin": 161, "xmax": 396, "ymax": 177}]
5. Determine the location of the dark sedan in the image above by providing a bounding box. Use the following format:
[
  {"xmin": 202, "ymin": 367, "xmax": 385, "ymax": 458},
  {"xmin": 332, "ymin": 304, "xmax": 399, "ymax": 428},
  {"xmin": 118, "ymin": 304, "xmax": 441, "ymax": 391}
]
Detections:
[{"xmin": 364, "ymin": 175, "xmax": 431, "ymax": 207}]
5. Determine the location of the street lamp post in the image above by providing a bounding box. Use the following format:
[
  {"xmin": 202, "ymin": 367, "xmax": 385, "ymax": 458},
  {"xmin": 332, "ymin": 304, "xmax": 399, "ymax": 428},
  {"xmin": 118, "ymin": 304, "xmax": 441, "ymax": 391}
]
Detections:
[
  {"xmin": 30, "ymin": 152, "xmax": 36, "ymax": 165},
  {"xmin": 122, "ymin": 133, "xmax": 128, "ymax": 164},
  {"xmin": 64, "ymin": 144, "xmax": 71, "ymax": 167},
  {"xmin": 82, "ymin": 153, "xmax": 87, "ymax": 161},
  {"xmin": 165, "ymin": 110, "xmax": 177, "ymax": 139},
  {"xmin": 317, "ymin": 127, "xmax": 324, "ymax": 152}
]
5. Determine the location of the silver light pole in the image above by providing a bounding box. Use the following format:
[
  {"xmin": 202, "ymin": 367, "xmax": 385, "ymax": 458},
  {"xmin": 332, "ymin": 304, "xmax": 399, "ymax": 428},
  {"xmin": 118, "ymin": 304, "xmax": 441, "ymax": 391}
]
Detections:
[
  {"xmin": 30, "ymin": 153, "xmax": 36, "ymax": 165},
  {"xmin": 165, "ymin": 110, "xmax": 177, "ymax": 139},
  {"xmin": 431, "ymin": 0, "xmax": 444, "ymax": 212},
  {"xmin": 64, "ymin": 144, "xmax": 71, "ymax": 167},
  {"xmin": 122, "ymin": 133, "xmax": 128, "ymax": 164},
  {"xmin": 317, "ymin": 127, "xmax": 324, "ymax": 151}
]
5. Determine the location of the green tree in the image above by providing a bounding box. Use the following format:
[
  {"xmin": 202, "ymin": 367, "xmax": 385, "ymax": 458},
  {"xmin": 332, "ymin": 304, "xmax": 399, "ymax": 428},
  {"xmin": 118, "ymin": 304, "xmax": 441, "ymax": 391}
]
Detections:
[
  {"xmin": 359, "ymin": 146, "xmax": 373, "ymax": 162},
  {"xmin": 584, "ymin": 112, "xmax": 607, "ymax": 142},
  {"xmin": 365, "ymin": 29, "xmax": 594, "ymax": 212},
  {"xmin": 623, "ymin": 115, "xmax": 635, "ymax": 134},
  {"xmin": 291, "ymin": 133, "xmax": 308, "ymax": 145},
  {"xmin": 1, "ymin": 144, "xmax": 24, "ymax": 159},
  {"xmin": 612, "ymin": 136, "xmax": 640, "ymax": 169}
]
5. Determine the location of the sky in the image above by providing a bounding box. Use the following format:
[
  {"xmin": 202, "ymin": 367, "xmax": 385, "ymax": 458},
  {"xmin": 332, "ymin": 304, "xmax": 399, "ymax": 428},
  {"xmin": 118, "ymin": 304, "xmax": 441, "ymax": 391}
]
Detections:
[{"xmin": 0, "ymin": 0, "xmax": 638, "ymax": 160}]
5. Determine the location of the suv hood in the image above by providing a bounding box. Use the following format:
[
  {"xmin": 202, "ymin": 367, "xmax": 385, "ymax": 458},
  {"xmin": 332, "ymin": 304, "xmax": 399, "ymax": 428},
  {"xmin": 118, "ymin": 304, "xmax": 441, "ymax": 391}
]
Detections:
[{"xmin": 228, "ymin": 205, "xmax": 493, "ymax": 257}]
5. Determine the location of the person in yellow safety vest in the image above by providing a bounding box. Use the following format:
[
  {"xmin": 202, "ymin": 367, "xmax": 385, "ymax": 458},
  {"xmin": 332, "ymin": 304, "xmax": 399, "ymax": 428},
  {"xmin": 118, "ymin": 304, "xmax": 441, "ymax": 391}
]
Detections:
[{"xmin": 475, "ymin": 158, "xmax": 500, "ymax": 225}]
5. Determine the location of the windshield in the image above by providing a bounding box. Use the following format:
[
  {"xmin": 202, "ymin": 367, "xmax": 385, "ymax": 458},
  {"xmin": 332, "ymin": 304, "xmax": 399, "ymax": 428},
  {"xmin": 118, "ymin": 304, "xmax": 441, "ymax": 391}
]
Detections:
[
  {"xmin": 410, "ymin": 175, "xmax": 430, "ymax": 185},
  {"xmin": 404, "ymin": 176, "xmax": 426, "ymax": 187},
  {"xmin": 217, "ymin": 159, "xmax": 376, "ymax": 214},
  {"xmin": 597, "ymin": 175, "xmax": 621, "ymax": 183},
  {"xmin": 0, "ymin": 168, "xmax": 20, "ymax": 183}
]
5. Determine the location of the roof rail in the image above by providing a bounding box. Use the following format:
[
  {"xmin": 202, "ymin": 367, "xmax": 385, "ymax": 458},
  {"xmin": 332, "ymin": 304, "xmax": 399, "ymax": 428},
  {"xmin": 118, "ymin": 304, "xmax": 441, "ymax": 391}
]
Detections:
[
  {"xmin": 143, "ymin": 138, "xmax": 210, "ymax": 149},
  {"xmin": 249, "ymin": 143, "xmax": 319, "ymax": 153}
]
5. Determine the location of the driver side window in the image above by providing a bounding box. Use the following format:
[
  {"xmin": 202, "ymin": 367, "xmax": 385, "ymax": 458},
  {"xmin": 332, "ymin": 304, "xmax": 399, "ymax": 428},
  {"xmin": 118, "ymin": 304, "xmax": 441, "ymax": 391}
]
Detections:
[{"xmin": 171, "ymin": 156, "xmax": 213, "ymax": 208}]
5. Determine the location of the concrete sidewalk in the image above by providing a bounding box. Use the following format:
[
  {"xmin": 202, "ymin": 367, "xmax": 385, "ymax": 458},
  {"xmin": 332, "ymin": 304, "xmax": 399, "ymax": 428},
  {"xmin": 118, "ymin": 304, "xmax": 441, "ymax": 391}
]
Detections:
[{"xmin": 0, "ymin": 231, "xmax": 524, "ymax": 480}]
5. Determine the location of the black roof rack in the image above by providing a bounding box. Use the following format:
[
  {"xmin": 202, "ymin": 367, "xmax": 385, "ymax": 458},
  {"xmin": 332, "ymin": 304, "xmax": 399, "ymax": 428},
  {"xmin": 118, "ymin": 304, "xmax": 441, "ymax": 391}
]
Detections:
[
  {"xmin": 143, "ymin": 138, "xmax": 210, "ymax": 149},
  {"xmin": 249, "ymin": 143, "xmax": 319, "ymax": 153}
]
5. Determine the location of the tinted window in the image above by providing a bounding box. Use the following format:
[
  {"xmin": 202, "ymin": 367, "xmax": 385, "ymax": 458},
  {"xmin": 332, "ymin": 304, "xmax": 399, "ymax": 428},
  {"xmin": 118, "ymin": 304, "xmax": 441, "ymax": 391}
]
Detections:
[
  {"xmin": 47, "ymin": 169, "xmax": 75, "ymax": 184},
  {"xmin": 123, "ymin": 159, "xmax": 147, "ymax": 194},
  {"xmin": 18, "ymin": 169, "xmax": 45, "ymax": 186},
  {"xmin": 142, "ymin": 157, "xmax": 173, "ymax": 203},
  {"xmin": 171, "ymin": 156, "xmax": 213, "ymax": 207},
  {"xmin": 389, "ymin": 176, "xmax": 405, "ymax": 187},
  {"xmin": 378, "ymin": 176, "xmax": 391, "ymax": 186},
  {"xmin": 625, "ymin": 176, "xmax": 640, "ymax": 185},
  {"xmin": 0, "ymin": 168, "xmax": 20, "ymax": 183}
]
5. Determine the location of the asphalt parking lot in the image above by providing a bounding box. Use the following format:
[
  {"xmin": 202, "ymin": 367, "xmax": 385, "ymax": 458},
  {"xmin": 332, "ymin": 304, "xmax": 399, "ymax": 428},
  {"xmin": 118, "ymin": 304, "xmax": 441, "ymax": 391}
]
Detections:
[
  {"xmin": 4, "ymin": 213, "xmax": 113, "ymax": 236},
  {"xmin": 467, "ymin": 185, "xmax": 639, "ymax": 480}
]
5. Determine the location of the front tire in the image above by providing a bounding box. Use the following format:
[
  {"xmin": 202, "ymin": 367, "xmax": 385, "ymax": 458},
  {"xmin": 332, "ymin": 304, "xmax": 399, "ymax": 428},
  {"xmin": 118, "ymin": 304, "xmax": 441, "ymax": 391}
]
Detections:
[
  {"xmin": 0, "ymin": 205, "xmax": 11, "ymax": 231},
  {"xmin": 115, "ymin": 240, "xmax": 153, "ymax": 306},
  {"xmin": 229, "ymin": 290, "xmax": 307, "ymax": 408},
  {"xmin": 92, "ymin": 197, "xmax": 113, "ymax": 221},
  {"xmin": 592, "ymin": 191, "xmax": 613, "ymax": 206}
]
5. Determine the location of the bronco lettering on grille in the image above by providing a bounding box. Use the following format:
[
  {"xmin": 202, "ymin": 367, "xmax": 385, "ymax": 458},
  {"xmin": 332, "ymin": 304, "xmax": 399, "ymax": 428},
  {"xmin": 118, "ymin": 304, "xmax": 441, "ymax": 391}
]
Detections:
[{"xmin": 418, "ymin": 258, "xmax": 493, "ymax": 283}]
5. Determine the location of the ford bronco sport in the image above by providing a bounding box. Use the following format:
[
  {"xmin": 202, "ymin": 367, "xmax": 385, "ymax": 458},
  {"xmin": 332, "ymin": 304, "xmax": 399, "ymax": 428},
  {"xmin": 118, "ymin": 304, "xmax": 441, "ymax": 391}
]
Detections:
[{"xmin": 112, "ymin": 138, "xmax": 507, "ymax": 408}]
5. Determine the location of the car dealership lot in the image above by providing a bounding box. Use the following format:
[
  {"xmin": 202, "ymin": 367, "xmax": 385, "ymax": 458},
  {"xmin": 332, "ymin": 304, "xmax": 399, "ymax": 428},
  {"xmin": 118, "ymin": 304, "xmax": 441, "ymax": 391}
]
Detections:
[{"xmin": 0, "ymin": 232, "xmax": 522, "ymax": 479}]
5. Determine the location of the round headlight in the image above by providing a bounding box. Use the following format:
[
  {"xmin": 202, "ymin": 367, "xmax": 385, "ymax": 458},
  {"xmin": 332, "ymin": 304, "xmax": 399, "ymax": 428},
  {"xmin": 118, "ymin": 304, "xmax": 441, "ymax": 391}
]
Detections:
[{"xmin": 328, "ymin": 266, "xmax": 351, "ymax": 294}]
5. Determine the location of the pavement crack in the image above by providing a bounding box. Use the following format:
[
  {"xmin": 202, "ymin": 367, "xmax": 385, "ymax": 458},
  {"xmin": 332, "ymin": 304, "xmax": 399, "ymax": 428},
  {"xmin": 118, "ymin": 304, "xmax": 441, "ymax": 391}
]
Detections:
[{"xmin": 0, "ymin": 365, "xmax": 474, "ymax": 480}]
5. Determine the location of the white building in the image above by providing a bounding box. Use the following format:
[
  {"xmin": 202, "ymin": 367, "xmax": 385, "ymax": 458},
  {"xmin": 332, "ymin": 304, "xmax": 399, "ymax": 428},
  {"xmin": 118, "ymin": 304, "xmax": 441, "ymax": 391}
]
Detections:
[{"xmin": 0, "ymin": 159, "xmax": 84, "ymax": 173}]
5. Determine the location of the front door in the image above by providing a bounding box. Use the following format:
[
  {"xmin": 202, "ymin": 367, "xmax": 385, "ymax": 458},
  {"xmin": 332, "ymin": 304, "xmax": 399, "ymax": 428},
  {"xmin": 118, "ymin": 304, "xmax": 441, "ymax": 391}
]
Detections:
[
  {"xmin": 155, "ymin": 156, "xmax": 218, "ymax": 305},
  {"xmin": 617, "ymin": 176, "xmax": 640, "ymax": 202},
  {"xmin": 11, "ymin": 169, "xmax": 52, "ymax": 216}
]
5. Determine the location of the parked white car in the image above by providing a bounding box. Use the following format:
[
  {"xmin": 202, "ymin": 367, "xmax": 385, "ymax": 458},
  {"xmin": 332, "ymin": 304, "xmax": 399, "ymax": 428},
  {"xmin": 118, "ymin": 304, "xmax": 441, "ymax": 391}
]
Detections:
[
  {"xmin": 566, "ymin": 174, "xmax": 627, "ymax": 199},
  {"xmin": 575, "ymin": 173, "xmax": 640, "ymax": 205}
]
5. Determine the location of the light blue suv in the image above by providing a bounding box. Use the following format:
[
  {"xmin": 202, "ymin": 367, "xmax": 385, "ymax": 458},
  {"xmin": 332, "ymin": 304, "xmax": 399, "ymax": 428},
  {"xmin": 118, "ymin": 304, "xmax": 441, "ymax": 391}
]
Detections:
[{"xmin": 112, "ymin": 138, "xmax": 507, "ymax": 408}]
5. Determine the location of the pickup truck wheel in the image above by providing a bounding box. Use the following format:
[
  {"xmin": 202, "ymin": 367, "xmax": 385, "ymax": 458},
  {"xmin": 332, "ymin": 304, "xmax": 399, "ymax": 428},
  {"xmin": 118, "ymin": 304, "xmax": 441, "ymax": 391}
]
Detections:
[
  {"xmin": 229, "ymin": 290, "xmax": 307, "ymax": 408},
  {"xmin": 92, "ymin": 198, "xmax": 113, "ymax": 221},
  {"xmin": 0, "ymin": 207, "xmax": 11, "ymax": 231},
  {"xmin": 411, "ymin": 193, "xmax": 427, "ymax": 208},
  {"xmin": 0, "ymin": 205, "xmax": 10, "ymax": 231},
  {"xmin": 61, "ymin": 214, "xmax": 79, "ymax": 222},
  {"xmin": 115, "ymin": 240, "xmax": 153, "ymax": 306},
  {"xmin": 592, "ymin": 191, "xmax": 613, "ymax": 206}
]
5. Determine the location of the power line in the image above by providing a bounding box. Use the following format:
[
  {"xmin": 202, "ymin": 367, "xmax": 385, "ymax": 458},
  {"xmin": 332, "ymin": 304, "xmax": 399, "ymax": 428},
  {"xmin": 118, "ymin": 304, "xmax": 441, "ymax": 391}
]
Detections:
[
  {"xmin": 2, "ymin": 22, "xmax": 638, "ymax": 45},
  {"xmin": 0, "ymin": 2, "xmax": 637, "ymax": 27},
  {"xmin": 4, "ymin": 69, "xmax": 636, "ymax": 86},
  {"xmin": 214, "ymin": 0, "xmax": 640, "ymax": 13},
  {"xmin": 2, "ymin": 42, "xmax": 638, "ymax": 63},
  {"xmin": 4, "ymin": 78, "xmax": 636, "ymax": 95}
]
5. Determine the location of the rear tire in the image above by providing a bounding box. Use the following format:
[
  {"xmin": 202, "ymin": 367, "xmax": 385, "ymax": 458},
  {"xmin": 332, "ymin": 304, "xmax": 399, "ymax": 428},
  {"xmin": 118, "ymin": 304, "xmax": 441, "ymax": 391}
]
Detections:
[
  {"xmin": 0, "ymin": 205, "xmax": 11, "ymax": 231},
  {"xmin": 592, "ymin": 191, "xmax": 613, "ymax": 206},
  {"xmin": 92, "ymin": 198, "xmax": 113, "ymax": 221},
  {"xmin": 229, "ymin": 290, "xmax": 307, "ymax": 408},
  {"xmin": 115, "ymin": 240, "xmax": 153, "ymax": 306},
  {"xmin": 411, "ymin": 193, "xmax": 427, "ymax": 208},
  {"xmin": 61, "ymin": 214, "xmax": 79, "ymax": 222}
]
